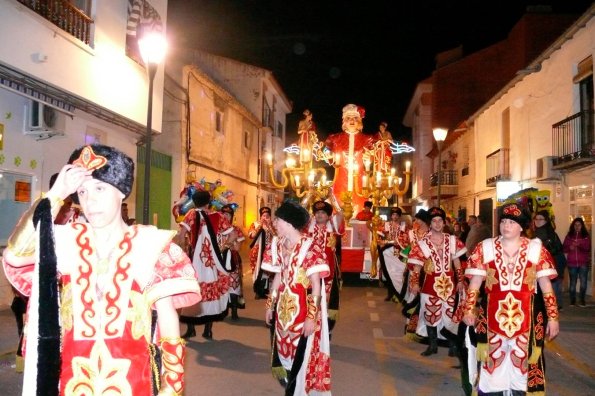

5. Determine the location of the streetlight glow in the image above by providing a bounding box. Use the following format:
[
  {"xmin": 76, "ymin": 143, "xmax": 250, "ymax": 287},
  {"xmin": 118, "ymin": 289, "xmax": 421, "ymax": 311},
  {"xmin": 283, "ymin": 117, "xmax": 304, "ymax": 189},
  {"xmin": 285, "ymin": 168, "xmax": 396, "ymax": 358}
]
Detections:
[
  {"xmin": 138, "ymin": 31, "xmax": 166, "ymax": 225},
  {"xmin": 432, "ymin": 128, "xmax": 448, "ymax": 208}
]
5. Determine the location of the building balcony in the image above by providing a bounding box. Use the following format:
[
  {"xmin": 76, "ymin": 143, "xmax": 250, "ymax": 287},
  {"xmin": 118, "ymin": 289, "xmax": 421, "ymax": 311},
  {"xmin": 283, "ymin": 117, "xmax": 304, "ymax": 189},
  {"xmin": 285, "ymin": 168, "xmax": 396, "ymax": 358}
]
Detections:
[
  {"xmin": 551, "ymin": 110, "xmax": 595, "ymax": 171},
  {"xmin": 17, "ymin": 0, "xmax": 93, "ymax": 44},
  {"xmin": 486, "ymin": 148, "xmax": 510, "ymax": 187},
  {"xmin": 426, "ymin": 169, "xmax": 458, "ymax": 200}
]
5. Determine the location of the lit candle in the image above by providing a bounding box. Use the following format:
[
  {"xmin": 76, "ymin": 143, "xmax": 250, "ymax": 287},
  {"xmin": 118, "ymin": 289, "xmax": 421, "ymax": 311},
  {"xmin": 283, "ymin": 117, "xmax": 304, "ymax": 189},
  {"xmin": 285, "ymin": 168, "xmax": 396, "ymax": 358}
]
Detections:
[
  {"xmin": 286, "ymin": 158, "xmax": 296, "ymax": 168},
  {"xmin": 406, "ymin": 161, "xmax": 411, "ymax": 172},
  {"xmin": 321, "ymin": 174, "xmax": 327, "ymax": 185},
  {"xmin": 266, "ymin": 153, "xmax": 273, "ymax": 165},
  {"xmin": 294, "ymin": 175, "xmax": 300, "ymax": 187},
  {"xmin": 388, "ymin": 176, "xmax": 393, "ymax": 188},
  {"xmin": 376, "ymin": 171, "xmax": 382, "ymax": 186},
  {"xmin": 364, "ymin": 158, "xmax": 371, "ymax": 172},
  {"xmin": 303, "ymin": 148, "xmax": 310, "ymax": 162},
  {"xmin": 308, "ymin": 172, "xmax": 315, "ymax": 187},
  {"xmin": 362, "ymin": 175, "xmax": 368, "ymax": 188},
  {"xmin": 391, "ymin": 167, "xmax": 396, "ymax": 176}
]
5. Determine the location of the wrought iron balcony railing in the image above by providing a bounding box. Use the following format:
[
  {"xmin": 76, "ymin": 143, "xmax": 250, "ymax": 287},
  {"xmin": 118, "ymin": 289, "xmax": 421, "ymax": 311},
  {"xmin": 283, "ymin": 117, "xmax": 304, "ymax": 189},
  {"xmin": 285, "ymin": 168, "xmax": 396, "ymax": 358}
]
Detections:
[
  {"xmin": 552, "ymin": 110, "xmax": 595, "ymax": 169},
  {"xmin": 18, "ymin": 0, "xmax": 94, "ymax": 45},
  {"xmin": 486, "ymin": 148, "xmax": 510, "ymax": 186},
  {"xmin": 430, "ymin": 170, "xmax": 458, "ymax": 187}
]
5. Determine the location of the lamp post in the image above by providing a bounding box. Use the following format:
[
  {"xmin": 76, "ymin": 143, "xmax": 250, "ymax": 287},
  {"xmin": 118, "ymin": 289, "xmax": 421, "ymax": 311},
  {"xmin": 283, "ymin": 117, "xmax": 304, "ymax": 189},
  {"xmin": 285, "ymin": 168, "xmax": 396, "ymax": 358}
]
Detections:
[
  {"xmin": 432, "ymin": 128, "xmax": 448, "ymax": 208},
  {"xmin": 138, "ymin": 32, "xmax": 166, "ymax": 225}
]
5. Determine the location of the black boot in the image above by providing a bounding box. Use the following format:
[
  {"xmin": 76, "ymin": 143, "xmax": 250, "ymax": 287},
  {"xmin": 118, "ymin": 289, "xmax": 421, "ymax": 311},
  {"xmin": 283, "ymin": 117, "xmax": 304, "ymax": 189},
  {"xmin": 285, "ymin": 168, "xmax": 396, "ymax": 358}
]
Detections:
[
  {"xmin": 448, "ymin": 340, "xmax": 459, "ymax": 357},
  {"xmin": 231, "ymin": 295, "xmax": 239, "ymax": 320},
  {"xmin": 421, "ymin": 326, "xmax": 438, "ymax": 356},
  {"xmin": 181, "ymin": 324, "xmax": 196, "ymax": 339},
  {"xmin": 202, "ymin": 322, "xmax": 213, "ymax": 339}
]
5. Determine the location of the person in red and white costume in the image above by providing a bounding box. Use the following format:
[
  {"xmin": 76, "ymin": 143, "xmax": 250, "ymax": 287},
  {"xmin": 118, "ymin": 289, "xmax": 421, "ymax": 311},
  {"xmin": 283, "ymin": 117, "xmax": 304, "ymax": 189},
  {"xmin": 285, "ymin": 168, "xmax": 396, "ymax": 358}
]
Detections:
[
  {"xmin": 463, "ymin": 202, "xmax": 559, "ymax": 395},
  {"xmin": 178, "ymin": 190, "xmax": 232, "ymax": 340},
  {"xmin": 248, "ymin": 206, "xmax": 275, "ymax": 299},
  {"xmin": 3, "ymin": 144, "xmax": 200, "ymax": 396},
  {"xmin": 220, "ymin": 203, "xmax": 246, "ymax": 320},
  {"xmin": 408, "ymin": 206, "xmax": 467, "ymax": 357},
  {"xmin": 377, "ymin": 206, "xmax": 410, "ymax": 302},
  {"xmin": 264, "ymin": 200, "xmax": 331, "ymax": 394},
  {"xmin": 306, "ymin": 199, "xmax": 345, "ymax": 336}
]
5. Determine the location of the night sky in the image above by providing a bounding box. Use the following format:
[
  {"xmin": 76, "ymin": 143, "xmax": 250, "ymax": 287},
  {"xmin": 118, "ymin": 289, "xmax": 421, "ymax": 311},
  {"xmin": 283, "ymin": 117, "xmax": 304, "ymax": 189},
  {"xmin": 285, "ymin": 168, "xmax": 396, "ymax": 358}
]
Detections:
[{"xmin": 166, "ymin": 0, "xmax": 593, "ymax": 143}]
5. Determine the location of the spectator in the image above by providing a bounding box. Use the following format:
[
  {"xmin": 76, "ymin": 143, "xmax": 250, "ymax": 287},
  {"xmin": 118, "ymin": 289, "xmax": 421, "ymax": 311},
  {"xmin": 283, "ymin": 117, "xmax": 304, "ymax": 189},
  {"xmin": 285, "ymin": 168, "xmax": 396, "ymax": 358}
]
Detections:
[
  {"xmin": 563, "ymin": 217, "xmax": 591, "ymax": 307},
  {"xmin": 465, "ymin": 214, "xmax": 491, "ymax": 254},
  {"xmin": 355, "ymin": 201, "xmax": 374, "ymax": 221},
  {"xmin": 533, "ymin": 210, "xmax": 566, "ymax": 309}
]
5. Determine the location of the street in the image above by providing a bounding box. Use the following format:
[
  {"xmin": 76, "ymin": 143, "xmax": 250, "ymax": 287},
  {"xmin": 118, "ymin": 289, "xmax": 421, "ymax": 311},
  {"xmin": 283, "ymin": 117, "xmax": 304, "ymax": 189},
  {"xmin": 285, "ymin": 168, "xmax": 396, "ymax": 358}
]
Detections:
[{"xmin": 1, "ymin": 267, "xmax": 594, "ymax": 395}]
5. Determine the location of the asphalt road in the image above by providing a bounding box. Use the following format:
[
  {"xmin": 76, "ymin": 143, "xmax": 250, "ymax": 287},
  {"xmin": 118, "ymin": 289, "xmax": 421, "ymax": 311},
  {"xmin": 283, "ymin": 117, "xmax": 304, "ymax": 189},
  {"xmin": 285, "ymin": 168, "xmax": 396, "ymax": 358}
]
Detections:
[{"xmin": 1, "ymin": 265, "xmax": 594, "ymax": 395}]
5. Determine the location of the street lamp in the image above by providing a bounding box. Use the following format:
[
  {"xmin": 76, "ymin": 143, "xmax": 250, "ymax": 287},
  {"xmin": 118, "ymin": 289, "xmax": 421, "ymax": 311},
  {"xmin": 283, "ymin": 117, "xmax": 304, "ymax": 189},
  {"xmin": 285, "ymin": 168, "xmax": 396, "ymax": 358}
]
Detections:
[
  {"xmin": 138, "ymin": 32, "xmax": 166, "ymax": 225},
  {"xmin": 432, "ymin": 128, "xmax": 448, "ymax": 208}
]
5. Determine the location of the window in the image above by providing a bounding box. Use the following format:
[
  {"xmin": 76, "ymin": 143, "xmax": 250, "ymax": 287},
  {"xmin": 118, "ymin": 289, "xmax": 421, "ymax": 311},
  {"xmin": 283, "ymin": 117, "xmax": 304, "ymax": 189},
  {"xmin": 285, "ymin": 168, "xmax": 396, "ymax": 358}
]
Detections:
[
  {"xmin": 215, "ymin": 110, "xmax": 224, "ymax": 134},
  {"xmin": 263, "ymin": 101, "xmax": 272, "ymax": 128},
  {"xmin": 275, "ymin": 121, "xmax": 283, "ymax": 138},
  {"xmin": 244, "ymin": 130, "xmax": 250, "ymax": 149}
]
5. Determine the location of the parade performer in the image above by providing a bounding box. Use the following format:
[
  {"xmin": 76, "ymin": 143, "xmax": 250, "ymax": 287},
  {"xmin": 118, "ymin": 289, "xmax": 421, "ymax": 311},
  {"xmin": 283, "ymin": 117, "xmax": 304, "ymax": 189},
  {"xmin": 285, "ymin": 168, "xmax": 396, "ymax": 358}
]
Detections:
[
  {"xmin": 377, "ymin": 206, "xmax": 410, "ymax": 302},
  {"xmin": 264, "ymin": 200, "xmax": 331, "ymax": 395},
  {"xmin": 248, "ymin": 206, "xmax": 275, "ymax": 299},
  {"xmin": 463, "ymin": 202, "xmax": 559, "ymax": 395},
  {"xmin": 323, "ymin": 104, "xmax": 380, "ymax": 213},
  {"xmin": 179, "ymin": 190, "xmax": 232, "ymax": 340},
  {"xmin": 221, "ymin": 203, "xmax": 246, "ymax": 320},
  {"xmin": 297, "ymin": 109, "xmax": 318, "ymax": 164},
  {"xmin": 402, "ymin": 209, "xmax": 431, "ymax": 340},
  {"xmin": 2, "ymin": 144, "xmax": 200, "ymax": 395},
  {"xmin": 408, "ymin": 207, "xmax": 466, "ymax": 356},
  {"xmin": 306, "ymin": 200, "xmax": 345, "ymax": 337},
  {"xmin": 373, "ymin": 121, "xmax": 393, "ymax": 173}
]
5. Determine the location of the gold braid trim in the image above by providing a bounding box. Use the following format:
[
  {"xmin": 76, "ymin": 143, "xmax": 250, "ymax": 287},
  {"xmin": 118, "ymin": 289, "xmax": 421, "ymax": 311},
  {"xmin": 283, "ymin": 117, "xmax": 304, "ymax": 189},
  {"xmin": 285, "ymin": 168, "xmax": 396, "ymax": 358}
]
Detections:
[
  {"xmin": 408, "ymin": 270, "xmax": 420, "ymax": 290},
  {"xmin": 158, "ymin": 337, "xmax": 186, "ymax": 396},
  {"xmin": 306, "ymin": 294, "xmax": 320, "ymax": 320},
  {"xmin": 266, "ymin": 289, "xmax": 278, "ymax": 311},
  {"xmin": 463, "ymin": 288, "xmax": 479, "ymax": 317},
  {"xmin": 456, "ymin": 267, "xmax": 465, "ymax": 284},
  {"xmin": 7, "ymin": 195, "xmax": 63, "ymax": 257},
  {"xmin": 542, "ymin": 292, "xmax": 559, "ymax": 321}
]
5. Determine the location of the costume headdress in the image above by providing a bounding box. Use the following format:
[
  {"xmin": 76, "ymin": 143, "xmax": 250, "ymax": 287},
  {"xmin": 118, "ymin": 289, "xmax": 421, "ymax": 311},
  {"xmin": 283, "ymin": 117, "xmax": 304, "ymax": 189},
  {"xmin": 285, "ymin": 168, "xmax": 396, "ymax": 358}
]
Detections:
[
  {"xmin": 363, "ymin": 201, "xmax": 373, "ymax": 209},
  {"xmin": 275, "ymin": 200, "xmax": 310, "ymax": 230},
  {"xmin": 390, "ymin": 207, "xmax": 402, "ymax": 216},
  {"xmin": 312, "ymin": 200, "xmax": 333, "ymax": 216},
  {"xmin": 499, "ymin": 202, "xmax": 531, "ymax": 229},
  {"xmin": 415, "ymin": 209, "xmax": 431, "ymax": 225},
  {"xmin": 428, "ymin": 206, "xmax": 446, "ymax": 221},
  {"xmin": 68, "ymin": 144, "xmax": 134, "ymax": 201},
  {"xmin": 259, "ymin": 206, "xmax": 271, "ymax": 216}
]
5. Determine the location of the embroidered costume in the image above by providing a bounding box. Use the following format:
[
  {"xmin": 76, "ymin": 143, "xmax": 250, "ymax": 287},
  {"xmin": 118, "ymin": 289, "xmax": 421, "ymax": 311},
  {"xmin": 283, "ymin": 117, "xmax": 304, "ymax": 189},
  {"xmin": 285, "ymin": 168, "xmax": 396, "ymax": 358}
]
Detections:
[
  {"xmin": 262, "ymin": 235, "xmax": 332, "ymax": 395},
  {"xmin": 465, "ymin": 236, "xmax": 557, "ymax": 394},
  {"xmin": 408, "ymin": 232, "xmax": 466, "ymax": 339},
  {"xmin": 248, "ymin": 207, "xmax": 274, "ymax": 299},
  {"xmin": 179, "ymin": 208, "xmax": 231, "ymax": 324},
  {"xmin": 378, "ymin": 212, "xmax": 410, "ymax": 302}
]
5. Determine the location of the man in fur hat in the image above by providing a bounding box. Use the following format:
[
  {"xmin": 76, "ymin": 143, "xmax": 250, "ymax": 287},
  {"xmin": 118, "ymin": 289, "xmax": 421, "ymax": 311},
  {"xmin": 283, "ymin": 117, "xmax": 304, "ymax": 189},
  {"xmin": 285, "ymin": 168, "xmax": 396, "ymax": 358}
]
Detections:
[
  {"xmin": 462, "ymin": 203, "xmax": 559, "ymax": 395},
  {"xmin": 408, "ymin": 206, "xmax": 467, "ymax": 357},
  {"xmin": 306, "ymin": 200, "xmax": 345, "ymax": 336},
  {"xmin": 3, "ymin": 144, "xmax": 200, "ymax": 395},
  {"xmin": 248, "ymin": 206, "xmax": 275, "ymax": 299},
  {"xmin": 264, "ymin": 200, "xmax": 331, "ymax": 395}
]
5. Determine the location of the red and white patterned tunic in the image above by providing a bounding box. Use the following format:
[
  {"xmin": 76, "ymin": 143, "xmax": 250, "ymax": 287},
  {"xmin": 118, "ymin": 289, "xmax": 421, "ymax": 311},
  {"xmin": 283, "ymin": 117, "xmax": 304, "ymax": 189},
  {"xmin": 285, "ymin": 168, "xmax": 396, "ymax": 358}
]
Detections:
[
  {"xmin": 262, "ymin": 235, "xmax": 331, "ymax": 394},
  {"xmin": 3, "ymin": 224, "xmax": 200, "ymax": 396}
]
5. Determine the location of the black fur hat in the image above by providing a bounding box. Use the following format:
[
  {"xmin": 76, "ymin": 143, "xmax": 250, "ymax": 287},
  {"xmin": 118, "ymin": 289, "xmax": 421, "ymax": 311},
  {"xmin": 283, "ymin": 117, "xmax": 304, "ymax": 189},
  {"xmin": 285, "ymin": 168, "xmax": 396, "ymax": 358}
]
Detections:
[
  {"xmin": 259, "ymin": 206, "xmax": 272, "ymax": 216},
  {"xmin": 312, "ymin": 200, "xmax": 333, "ymax": 216},
  {"xmin": 428, "ymin": 206, "xmax": 446, "ymax": 221},
  {"xmin": 221, "ymin": 204, "xmax": 235, "ymax": 219},
  {"xmin": 275, "ymin": 200, "xmax": 310, "ymax": 230},
  {"xmin": 414, "ymin": 209, "xmax": 431, "ymax": 226},
  {"xmin": 68, "ymin": 145, "xmax": 134, "ymax": 202},
  {"xmin": 499, "ymin": 203, "xmax": 531, "ymax": 229},
  {"xmin": 390, "ymin": 207, "xmax": 403, "ymax": 216}
]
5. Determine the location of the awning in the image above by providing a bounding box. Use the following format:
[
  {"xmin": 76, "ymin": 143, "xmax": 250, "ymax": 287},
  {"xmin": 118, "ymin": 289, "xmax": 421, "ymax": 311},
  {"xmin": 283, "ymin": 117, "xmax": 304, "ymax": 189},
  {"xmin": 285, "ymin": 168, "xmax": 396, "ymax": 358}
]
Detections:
[
  {"xmin": 0, "ymin": 62, "xmax": 75, "ymax": 115},
  {"xmin": 0, "ymin": 61, "xmax": 148, "ymax": 136}
]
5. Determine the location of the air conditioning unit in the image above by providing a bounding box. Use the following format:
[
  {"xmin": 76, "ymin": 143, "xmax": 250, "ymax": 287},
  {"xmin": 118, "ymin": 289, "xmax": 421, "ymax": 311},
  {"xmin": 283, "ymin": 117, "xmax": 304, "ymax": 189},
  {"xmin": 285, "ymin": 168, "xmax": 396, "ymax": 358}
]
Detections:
[
  {"xmin": 23, "ymin": 100, "xmax": 65, "ymax": 140},
  {"xmin": 536, "ymin": 156, "xmax": 561, "ymax": 183}
]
